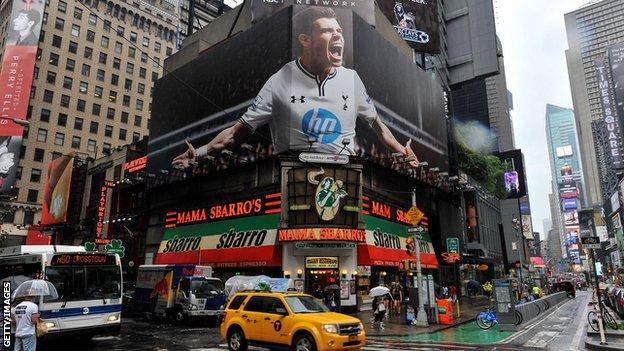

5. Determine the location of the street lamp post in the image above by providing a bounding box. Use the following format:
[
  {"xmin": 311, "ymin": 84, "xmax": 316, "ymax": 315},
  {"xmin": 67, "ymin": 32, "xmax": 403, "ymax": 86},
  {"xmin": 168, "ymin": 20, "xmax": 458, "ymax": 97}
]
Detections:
[
  {"xmin": 412, "ymin": 189, "xmax": 428, "ymax": 327},
  {"xmin": 512, "ymin": 215, "xmax": 525, "ymax": 292}
]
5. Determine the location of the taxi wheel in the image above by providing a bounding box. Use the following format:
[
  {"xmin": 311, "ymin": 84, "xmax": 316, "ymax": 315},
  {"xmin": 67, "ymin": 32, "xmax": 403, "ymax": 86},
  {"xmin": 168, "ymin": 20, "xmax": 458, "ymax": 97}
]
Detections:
[
  {"xmin": 227, "ymin": 327, "xmax": 248, "ymax": 351},
  {"xmin": 293, "ymin": 333, "xmax": 317, "ymax": 351}
]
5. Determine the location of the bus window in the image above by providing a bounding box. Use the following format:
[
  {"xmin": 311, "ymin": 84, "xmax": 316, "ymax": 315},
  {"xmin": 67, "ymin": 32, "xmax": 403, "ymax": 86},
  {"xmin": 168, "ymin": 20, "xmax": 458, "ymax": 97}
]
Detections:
[
  {"xmin": 85, "ymin": 266, "xmax": 121, "ymax": 299},
  {"xmin": 45, "ymin": 267, "xmax": 86, "ymax": 302}
]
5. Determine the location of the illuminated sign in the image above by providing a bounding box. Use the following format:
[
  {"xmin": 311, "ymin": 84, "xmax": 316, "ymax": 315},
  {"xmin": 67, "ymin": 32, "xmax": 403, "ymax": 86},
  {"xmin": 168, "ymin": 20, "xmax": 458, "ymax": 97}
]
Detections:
[
  {"xmin": 595, "ymin": 56, "xmax": 623, "ymax": 168},
  {"xmin": 165, "ymin": 193, "xmax": 280, "ymax": 228},
  {"xmin": 308, "ymin": 169, "xmax": 347, "ymax": 221},
  {"xmin": 123, "ymin": 156, "xmax": 147, "ymax": 173},
  {"xmin": 50, "ymin": 254, "xmax": 116, "ymax": 266},
  {"xmin": 363, "ymin": 197, "xmax": 414, "ymax": 226},
  {"xmin": 95, "ymin": 180, "xmax": 114, "ymax": 244},
  {"xmin": 305, "ymin": 257, "xmax": 339, "ymax": 269},
  {"xmin": 278, "ymin": 228, "xmax": 366, "ymax": 242}
]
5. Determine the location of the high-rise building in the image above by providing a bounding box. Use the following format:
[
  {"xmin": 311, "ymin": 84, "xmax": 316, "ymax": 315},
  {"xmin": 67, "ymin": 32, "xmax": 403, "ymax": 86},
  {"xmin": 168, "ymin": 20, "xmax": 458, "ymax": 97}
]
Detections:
[
  {"xmin": 549, "ymin": 193, "xmax": 566, "ymax": 259},
  {"xmin": 0, "ymin": 0, "xmax": 179, "ymax": 240},
  {"xmin": 486, "ymin": 37, "xmax": 515, "ymax": 152},
  {"xmin": 178, "ymin": 0, "xmax": 230, "ymax": 40},
  {"xmin": 564, "ymin": 0, "xmax": 624, "ymax": 206}
]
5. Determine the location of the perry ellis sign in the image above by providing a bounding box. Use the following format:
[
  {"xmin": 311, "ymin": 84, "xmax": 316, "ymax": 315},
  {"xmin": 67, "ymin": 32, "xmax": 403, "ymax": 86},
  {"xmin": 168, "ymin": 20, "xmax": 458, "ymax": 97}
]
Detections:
[{"xmin": 595, "ymin": 57, "xmax": 624, "ymax": 168}]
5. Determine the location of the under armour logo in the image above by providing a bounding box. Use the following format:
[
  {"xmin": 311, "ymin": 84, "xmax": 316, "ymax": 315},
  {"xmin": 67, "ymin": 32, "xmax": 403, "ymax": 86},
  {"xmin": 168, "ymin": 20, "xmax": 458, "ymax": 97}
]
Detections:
[
  {"xmin": 342, "ymin": 94, "xmax": 349, "ymax": 111},
  {"xmin": 291, "ymin": 96, "xmax": 305, "ymax": 103}
]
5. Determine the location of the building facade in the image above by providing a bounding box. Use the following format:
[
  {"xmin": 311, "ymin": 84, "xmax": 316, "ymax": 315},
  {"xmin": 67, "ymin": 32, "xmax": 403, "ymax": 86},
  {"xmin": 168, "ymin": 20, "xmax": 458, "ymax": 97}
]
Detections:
[{"xmin": 0, "ymin": 0, "xmax": 178, "ymax": 241}]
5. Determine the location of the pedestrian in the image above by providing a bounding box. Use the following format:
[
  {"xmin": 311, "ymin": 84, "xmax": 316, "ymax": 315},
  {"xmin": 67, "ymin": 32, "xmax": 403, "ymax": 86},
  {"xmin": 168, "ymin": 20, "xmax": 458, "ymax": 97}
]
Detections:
[
  {"xmin": 12, "ymin": 295, "xmax": 39, "ymax": 351},
  {"xmin": 483, "ymin": 281, "xmax": 493, "ymax": 298},
  {"xmin": 372, "ymin": 296, "xmax": 386, "ymax": 330},
  {"xmin": 391, "ymin": 282, "xmax": 403, "ymax": 316}
]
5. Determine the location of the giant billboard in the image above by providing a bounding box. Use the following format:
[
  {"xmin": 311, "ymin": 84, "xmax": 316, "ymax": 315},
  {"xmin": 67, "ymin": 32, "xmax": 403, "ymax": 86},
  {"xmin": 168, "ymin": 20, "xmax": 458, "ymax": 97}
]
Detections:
[
  {"xmin": 149, "ymin": 6, "xmax": 448, "ymax": 181},
  {"xmin": 377, "ymin": 0, "xmax": 440, "ymax": 54},
  {"xmin": 41, "ymin": 155, "xmax": 74, "ymax": 225},
  {"xmin": 495, "ymin": 149, "xmax": 527, "ymax": 199},
  {"xmin": 250, "ymin": 0, "xmax": 375, "ymax": 26},
  {"xmin": 596, "ymin": 55, "xmax": 624, "ymax": 169},
  {"xmin": 0, "ymin": 0, "xmax": 45, "ymax": 193}
]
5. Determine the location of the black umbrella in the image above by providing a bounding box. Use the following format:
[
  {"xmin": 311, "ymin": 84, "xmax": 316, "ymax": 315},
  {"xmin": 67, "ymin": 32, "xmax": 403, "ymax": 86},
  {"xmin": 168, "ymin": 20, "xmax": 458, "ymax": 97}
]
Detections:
[{"xmin": 324, "ymin": 284, "xmax": 341, "ymax": 291}]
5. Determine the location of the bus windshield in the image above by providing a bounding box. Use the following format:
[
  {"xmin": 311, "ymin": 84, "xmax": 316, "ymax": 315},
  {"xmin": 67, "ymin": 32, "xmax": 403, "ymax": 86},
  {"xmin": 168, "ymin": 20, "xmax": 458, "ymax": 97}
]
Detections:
[
  {"xmin": 190, "ymin": 279, "xmax": 224, "ymax": 298},
  {"xmin": 45, "ymin": 266, "xmax": 121, "ymax": 302}
]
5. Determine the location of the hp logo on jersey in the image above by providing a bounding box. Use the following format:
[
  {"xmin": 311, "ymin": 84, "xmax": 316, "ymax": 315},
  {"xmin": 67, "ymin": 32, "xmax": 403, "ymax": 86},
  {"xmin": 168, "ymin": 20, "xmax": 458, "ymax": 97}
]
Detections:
[{"xmin": 301, "ymin": 108, "xmax": 342, "ymax": 144}]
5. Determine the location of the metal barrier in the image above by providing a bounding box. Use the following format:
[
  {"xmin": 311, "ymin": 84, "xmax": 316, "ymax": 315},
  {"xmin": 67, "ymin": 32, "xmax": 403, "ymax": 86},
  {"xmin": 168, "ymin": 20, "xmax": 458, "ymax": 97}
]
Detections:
[{"xmin": 505, "ymin": 292, "xmax": 569, "ymax": 330}]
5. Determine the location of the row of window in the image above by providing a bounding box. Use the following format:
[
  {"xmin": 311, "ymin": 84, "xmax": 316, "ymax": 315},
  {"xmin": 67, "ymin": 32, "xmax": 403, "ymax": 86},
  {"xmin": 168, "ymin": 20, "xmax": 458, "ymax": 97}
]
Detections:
[
  {"xmin": 35, "ymin": 109, "xmax": 144, "ymax": 128},
  {"xmin": 27, "ymin": 124, "xmax": 136, "ymax": 144},
  {"xmin": 38, "ymin": 86, "xmax": 146, "ymax": 112}
]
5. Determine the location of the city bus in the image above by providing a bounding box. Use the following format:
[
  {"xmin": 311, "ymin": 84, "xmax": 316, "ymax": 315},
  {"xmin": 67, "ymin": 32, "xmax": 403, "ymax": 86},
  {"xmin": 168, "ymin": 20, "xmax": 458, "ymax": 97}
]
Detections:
[{"xmin": 0, "ymin": 245, "xmax": 123, "ymax": 339}]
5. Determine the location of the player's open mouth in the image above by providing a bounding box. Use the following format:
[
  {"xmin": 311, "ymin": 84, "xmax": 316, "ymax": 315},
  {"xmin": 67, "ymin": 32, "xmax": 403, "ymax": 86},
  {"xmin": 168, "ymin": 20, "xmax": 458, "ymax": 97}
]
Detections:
[{"xmin": 329, "ymin": 43, "xmax": 343, "ymax": 61}]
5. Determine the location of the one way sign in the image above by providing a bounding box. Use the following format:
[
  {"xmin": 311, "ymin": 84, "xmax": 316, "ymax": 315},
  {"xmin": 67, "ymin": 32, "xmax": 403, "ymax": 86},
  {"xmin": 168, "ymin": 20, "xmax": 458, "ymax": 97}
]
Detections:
[{"xmin": 581, "ymin": 236, "xmax": 601, "ymax": 249}]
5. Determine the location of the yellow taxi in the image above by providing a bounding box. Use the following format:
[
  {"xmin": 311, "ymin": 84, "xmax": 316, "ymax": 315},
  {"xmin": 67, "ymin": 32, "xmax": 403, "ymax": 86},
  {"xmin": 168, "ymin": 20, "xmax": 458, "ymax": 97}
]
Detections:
[{"xmin": 220, "ymin": 291, "xmax": 365, "ymax": 351}]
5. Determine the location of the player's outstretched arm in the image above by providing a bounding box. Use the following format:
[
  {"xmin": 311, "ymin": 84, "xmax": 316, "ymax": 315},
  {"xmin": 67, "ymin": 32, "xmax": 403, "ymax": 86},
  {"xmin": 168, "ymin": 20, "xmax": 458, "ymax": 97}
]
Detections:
[
  {"xmin": 372, "ymin": 117, "xmax": 419, "ymax": 168},
  {"xmin": 172, "ymin": 121, "xmax": 250, "ymax": 169}
]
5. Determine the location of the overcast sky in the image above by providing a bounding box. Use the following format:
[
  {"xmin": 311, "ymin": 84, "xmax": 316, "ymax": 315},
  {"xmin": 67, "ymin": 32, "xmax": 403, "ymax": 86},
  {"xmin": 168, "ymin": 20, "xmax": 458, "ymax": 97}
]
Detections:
[{"xmin": 493, "ymin": 0, "xmax": 589, "ymax": 238}]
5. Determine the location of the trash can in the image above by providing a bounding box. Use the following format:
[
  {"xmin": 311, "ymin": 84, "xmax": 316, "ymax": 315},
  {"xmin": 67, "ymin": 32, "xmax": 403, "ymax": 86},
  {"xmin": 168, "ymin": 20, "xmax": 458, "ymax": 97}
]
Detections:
[{"xmin": 437, "ymin": 298, "xmax": 454, "ymax": 325}]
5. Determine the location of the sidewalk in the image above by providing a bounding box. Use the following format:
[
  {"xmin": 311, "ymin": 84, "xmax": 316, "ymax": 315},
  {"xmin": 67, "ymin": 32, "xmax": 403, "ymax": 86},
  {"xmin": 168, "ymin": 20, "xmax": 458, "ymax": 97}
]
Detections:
[
  {"xmin": 585, "ymin": 305, "xmax": 624, "ymax": 350},
  {"xmin": 352, "ymin": 296, "xmax": 492, "ymax": 337}
]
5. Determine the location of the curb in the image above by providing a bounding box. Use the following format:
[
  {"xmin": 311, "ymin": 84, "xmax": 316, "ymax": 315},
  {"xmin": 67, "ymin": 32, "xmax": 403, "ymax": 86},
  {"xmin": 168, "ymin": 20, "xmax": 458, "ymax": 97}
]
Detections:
[
  {"xmin": 585, "ymin": 340, "xmax": 624, "ymax": 351},
  {"xmin": 366, "ymin": 317, "xmax": 476, "ymax": 338}
]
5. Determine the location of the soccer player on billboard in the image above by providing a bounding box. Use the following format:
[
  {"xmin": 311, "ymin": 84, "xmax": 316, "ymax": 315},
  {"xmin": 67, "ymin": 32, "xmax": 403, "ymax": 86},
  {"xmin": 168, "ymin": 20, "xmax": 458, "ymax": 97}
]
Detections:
[{"xmin": 173, "ymin": 7, "xmax": 419, "ymax": 169}]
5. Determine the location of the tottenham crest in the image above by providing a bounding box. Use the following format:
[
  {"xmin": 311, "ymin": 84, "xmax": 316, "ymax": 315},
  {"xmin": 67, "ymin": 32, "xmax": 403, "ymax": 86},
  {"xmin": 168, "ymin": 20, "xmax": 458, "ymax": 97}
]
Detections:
[{"xmin": 307, "ymin": 168, "xmax": 347, "ymax": 221}]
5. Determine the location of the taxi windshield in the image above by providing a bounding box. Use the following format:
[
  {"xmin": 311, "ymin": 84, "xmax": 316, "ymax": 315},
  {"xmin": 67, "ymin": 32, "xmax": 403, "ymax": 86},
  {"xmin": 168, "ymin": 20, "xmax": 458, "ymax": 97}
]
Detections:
[{"xmin": 285, "ymin": 295, "xmax": 330, "ymax": 313}]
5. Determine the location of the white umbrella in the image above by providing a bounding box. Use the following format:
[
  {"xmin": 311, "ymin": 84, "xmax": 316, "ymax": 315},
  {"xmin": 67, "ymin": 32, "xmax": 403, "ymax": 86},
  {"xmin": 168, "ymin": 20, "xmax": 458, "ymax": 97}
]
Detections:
[
  {"xmin": 1, "ymin": 275, "xmax": 30, "ymax": 289},
  {"xmin": 368, "ymin": 286, "xmax": 391, "ymax": 298},
  {"xmin": 12, "ymin": 280, "xmax": 58, "ymax": 300}
]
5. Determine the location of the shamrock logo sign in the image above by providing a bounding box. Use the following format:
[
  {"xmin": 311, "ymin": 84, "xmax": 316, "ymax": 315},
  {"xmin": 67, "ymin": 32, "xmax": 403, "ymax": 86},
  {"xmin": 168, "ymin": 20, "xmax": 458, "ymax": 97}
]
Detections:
[
  {"xmin": 105, "ymin": 239, "xmax": 125, "ymax": 258},
  {"xmin": 84, "ymin": 242, "xmax": 97, "ymax": 252}
]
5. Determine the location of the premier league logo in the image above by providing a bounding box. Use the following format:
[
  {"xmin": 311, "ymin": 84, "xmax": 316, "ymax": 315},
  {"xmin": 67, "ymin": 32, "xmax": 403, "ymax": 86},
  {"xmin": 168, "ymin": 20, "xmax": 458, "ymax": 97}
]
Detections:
[
  {"xmin": 393, "ymin": 2, "xmax": 430, "ymax": 44},
  {"xmin": 301, "ymin": 108, "xmax": 342, "ymax": 144}
]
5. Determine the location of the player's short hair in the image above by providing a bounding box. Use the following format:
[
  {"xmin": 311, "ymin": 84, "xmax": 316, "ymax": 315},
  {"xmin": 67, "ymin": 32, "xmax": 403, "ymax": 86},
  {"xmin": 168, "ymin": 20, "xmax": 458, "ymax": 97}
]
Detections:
[
  {"xmin": 18, "ymin": 8, "xmax": 41, "ymax": 27},
  {"xmin": 293, "ymin": 7, "xmax": 337, "ymax": 37}
]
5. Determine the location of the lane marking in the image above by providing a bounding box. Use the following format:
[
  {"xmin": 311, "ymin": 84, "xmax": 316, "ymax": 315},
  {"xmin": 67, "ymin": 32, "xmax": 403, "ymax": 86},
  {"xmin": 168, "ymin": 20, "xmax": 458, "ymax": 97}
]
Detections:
[{"xmin": 570, "ymin": 292, "xmax": 591, "ymax": 351}]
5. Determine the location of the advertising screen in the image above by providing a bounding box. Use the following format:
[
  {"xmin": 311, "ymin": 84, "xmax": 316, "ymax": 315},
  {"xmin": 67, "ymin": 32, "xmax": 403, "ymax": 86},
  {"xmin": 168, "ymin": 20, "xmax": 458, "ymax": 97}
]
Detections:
[
  {"xmin": 148, "ymin": 6, "xmax": 448, "ymax": 183},
  {"xmin": 0, "ymin": 0, "xmax": 45, "ymax": 193},
  {"xmin": 564, "ymin": 210, "xmax": 578, "ymax": 226},
  {"xmin": 250, "ymin": 0, "xmax": 375, "ymax": 26},
  {"xmin": 495, "ymin": 150, "xmax": 527, "ymax": 199},
  {"xmin": 521, "ymin": 214, "xmax": 533, "ymax": 240},
  {"xmin": 563, "ymin": 198, "xmax": 578, "ymax": 210},
  {"xmin": 41, "ymin": 156, "xmax": 75, "ymax": 225},
  {"xmin": 377, "ymin": 0, "xmax": 440, "ymax": 54}
]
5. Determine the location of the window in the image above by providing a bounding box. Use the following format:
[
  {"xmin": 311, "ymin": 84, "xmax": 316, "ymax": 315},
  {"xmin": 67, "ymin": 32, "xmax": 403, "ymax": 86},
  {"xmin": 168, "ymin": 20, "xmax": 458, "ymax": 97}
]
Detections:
[
  {"xmin": 63, "ymin": 76, "xmax": 72, "ymax": 89},
  {"xmin": 87, "ymin": 30, "xmax": 95, "ymax": 42},
  {"xmin": 30, "ymin": 169, "xmax": 42, "ymax": 183},
  {"xmin": 40, "ymin": 109, "xmax": 51, "ymax": 122},
  {"xmin": 66, "ymin": 58, "xmax": 75, "ymax": 71},
  {"xmin": 104, "ymin": 20, "xmax": 111, "ymax": 32},
  {"xmin": 94, "ymin": 86, "xmax": 103, "ymax": 98},
  {"xmin": 57, "ymin": 113, "xmax": 67, "ymax": 126},
  {"xmin": 115, "ymin": 42, "xmax": 122, "ymax": 54},
  {"xmin": 55, "ymin": 18, "xmax": 65, "ymax": 30},
  {"xmin": 89, "ymin": 13, "xmax": 97, "ymax": 26},
  {"xmin": 124, "ymin": 79, "xmax": 132, "ymax": 90},
  {"xmin": 132, "ymin": 132, "xmax": 140, "ymax": 142},
  {"xmin": 107, "ymin": 108, "xmax": 115, "ymax": 120},
  {"xmin": 79, "ymin": 81, "xmax": 88, "ymax": 93},
  {"xmin": 166, "ymin": 47, "xmax": 173, "ymax": 56},
  {"xmin": 49, "ymin": 53, "xmax": 59, "ymax": 66},
  {"xmin": 19, "ymin": 146, "xmax": 25, "ymax": 159},
  {"xmin": 142, "ymin": 37, "xmax": 149, "ymax": 47},
  {"xmin": 34, "ymin": 148, "xmax": 44, "ymax": 162},
  {"xmin": 74, "ymin": 7, "xmax": 83, "ymax": 19},
  {"xmin": 71, "ymin": 136, "xmax": 81, "ymax": 148},
  {"xmin": 109, "ymin": 91, "xmax": 117, "ymax": 103},
  {"xmin": 99, "ymin": 52, "xmax": 107, "ymax": 64},
  {"xmin": 69, "ymin": 41, "xmax": 78, "ymax": 53},
  {"xmin": 84, "ymin": 47, "xmax": 93, "ymax": 59},
  {"xmin": 60, "ymin": 95, "xmax": 70, "ymax": 107},
  {"xmin": 117, "ymin": 26, "xmax": 124, "ymax": 36},
  {"xmin": 126, "ymin": 63, "xmax": 134, "ymax": 75},
  {"xmin": 30, "ymin": 87, "xmax": 36, "ymax": 100},
  {"xmin": 77, "ymin": 100, "xmax": 86, "ymax": 112},
  {"xmin": 123, "ymin": 95, "xmax": 130, "ymax": 107},
  {"xmin": 37, "ymin": 129, "xmax": 47, "ymax": 142},
  {"xmin": 103, "ymin": 143, "xmax": 111, "ymax": 154},
  {"xmin": 96, "ymin": 69, "xmax": 105, "ymax": 82},
  {"xmin": 130, "ymin": 32, "xmax": 137, "ymax": 43},
  {"xmin": 89, "ymin": 121, "xmax": 98, "ymax": 134},
  {"xmin": 140, "ymin": 52, "xmax": 148, "ymax": 63},
  {"xmin": 87, "ymin": 139, "xmax": 96, "ymax": 152},
  {"xmin": 52, "ymin": 35, "xmax": 62, "ymax": 48},
  {"xmin": 22, "ymin": 126, "xmax": 29, "ymax": 139},
  {"xmin": 113, "ymin": 58, "xmax": 121, "ymax": 69},
  {"xmin": 139, "ymin": 68, "xmax": 146, "ymax": 78},
  {"xmin": 55, "ymin": 132, "xmax": 65, "ymax": 146},
  {"xmin": 152, "ymin": 72, "xmax": 159, "ymax": 82},
  {"xmin": 15, "ymin": 167, "xmax": 22, "ymax": 181},
  {"xmin": 121, "ymin": 112, "xmax": 128, "ymax": 123},
  {"xmin": 39, "ymin": 30, "xmax": 46, "ymax": 42},
  {"xmin": 92, "ymin": 104, "xmax": 101, "ymax": 116},
  {"xmin": 74, "ymin": 117, "xmax": 83, "ymax": 130},
  {"xmin": 105, "ymin": 125, "xmax": 113, "ymax": 137},
  {"xmin": 43, "ymin": 90, "xmax": 54, "ymax": 103},
  {"xmin": 82, "ymin": 64, "xmax": 91, "ymax": 77},
  {"xmin": 134, "ymin": 115, "xmax": 142, "ymax": 127},
  {"xmin": 71, "ymin": 24, "xmax": 80, "ymax": 37},
  {"xmin": 119, "ymin": 128, "xmax": 126, "ymax": 140},
  {"xmin": 26, "ymin": 191, "xmax": 38, "ymax": 204},
  {"xmin": 137, "ymin": 83, "xmax": 145, "ymax": 94},
  {"xmin": 155, "ymin": 42, "xmax": 161, "ymax": 53},
  {"xmin": 58, "ymin": 0, "xmax": 67, "ymax": 12},
  {"xmin": 101, "ymin": 36, "xmax": 109, "ymax": 48},
  {"xmin": 111, "ymin": 74, "xmax": 119, "ymax": 86},
  {"xmin": 244, "ymin": 297, "xmax": 264, "ymax": 312},
  {"xmin": 136, "ymin": 99, "xmax": 143, "ymax": 111},
  {"xmin": 128, "ymin": 47, "xmax": 135, "ymax": 58},
  {"xmin": 46, "ymin": 71, "xmax": 56, "ymax": 84}
]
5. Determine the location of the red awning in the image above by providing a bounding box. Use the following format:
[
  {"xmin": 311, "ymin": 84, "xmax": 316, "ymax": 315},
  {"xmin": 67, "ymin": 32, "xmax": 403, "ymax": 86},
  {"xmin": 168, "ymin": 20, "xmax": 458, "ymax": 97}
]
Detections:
[{"xmin": 357, "ymin": 244, "xmax": 439, "ymax": 269}]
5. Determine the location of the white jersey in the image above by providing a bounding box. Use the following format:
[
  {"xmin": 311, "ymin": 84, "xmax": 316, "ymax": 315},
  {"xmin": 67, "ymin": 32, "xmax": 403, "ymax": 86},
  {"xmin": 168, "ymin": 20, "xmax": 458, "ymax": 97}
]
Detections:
[
  {"xmin": 13, "ymin": 301, "xmax": 38, "ymax": 337},
  {"xmin": 241, "ymin": 59, "xmax": 378, "ymax": 155}
]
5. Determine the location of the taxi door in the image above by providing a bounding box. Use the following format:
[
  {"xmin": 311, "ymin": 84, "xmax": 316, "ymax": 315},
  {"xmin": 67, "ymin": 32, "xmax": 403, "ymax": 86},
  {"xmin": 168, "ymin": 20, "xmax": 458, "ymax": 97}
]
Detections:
[
  {"xmin": 260, "ymin": 296, "xmax": 293, "ymax": 346},
  {"xmin": 240, "ymin": 296, "xmax": 265, "ymax": 342}
]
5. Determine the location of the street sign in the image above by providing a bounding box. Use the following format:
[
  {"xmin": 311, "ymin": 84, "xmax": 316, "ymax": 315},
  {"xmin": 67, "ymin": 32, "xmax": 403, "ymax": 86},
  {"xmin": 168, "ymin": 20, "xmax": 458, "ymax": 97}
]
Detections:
[
  {"xmin": 405, "ymin": 206, "xmax": 424, "ymax": 225},
  {"xmin": 298, "ymin": 152, "xmax": 349, "ymax": 165},
  {"xmin": 447, "ymin": 237, "xmax": 460, "ymax": 257},
  {"xmin": 581, "ymin": 236, "xmax": 601, "ymax": 249},
  {"xmin": 407, "ymin": 225, "xmax": 425, "ymax": 234}
]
